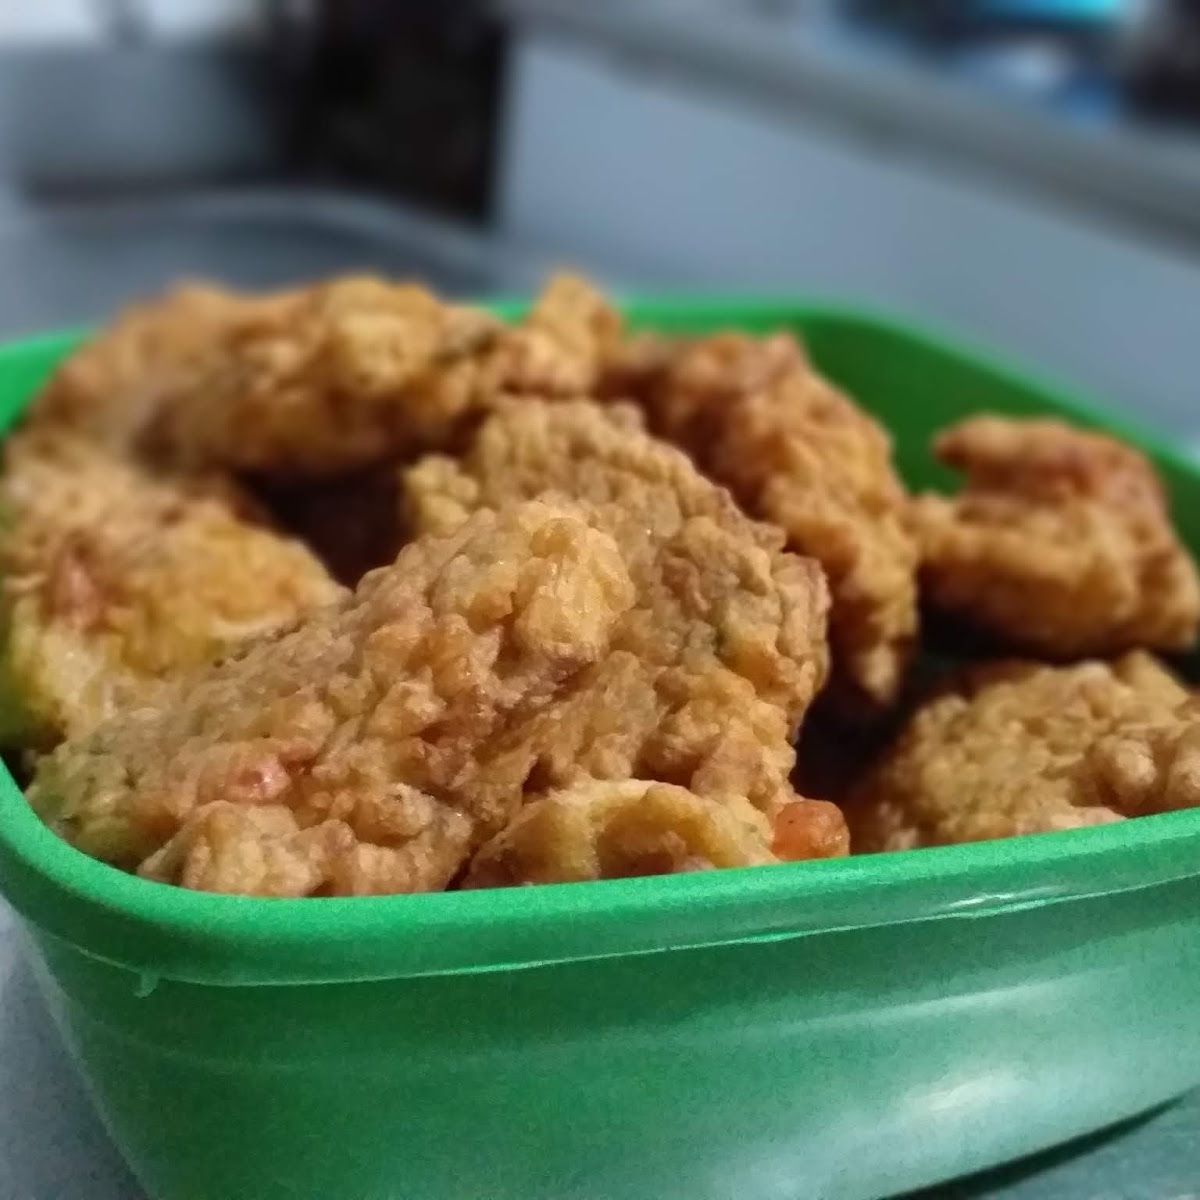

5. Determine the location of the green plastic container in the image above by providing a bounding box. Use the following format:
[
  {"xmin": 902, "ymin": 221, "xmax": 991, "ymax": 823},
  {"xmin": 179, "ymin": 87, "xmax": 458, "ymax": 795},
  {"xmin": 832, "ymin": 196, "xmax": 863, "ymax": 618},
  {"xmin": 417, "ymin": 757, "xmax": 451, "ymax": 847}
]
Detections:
[{"xmin": 1, "ymin": 300, "xmax": 1200, "ymax": 1200}]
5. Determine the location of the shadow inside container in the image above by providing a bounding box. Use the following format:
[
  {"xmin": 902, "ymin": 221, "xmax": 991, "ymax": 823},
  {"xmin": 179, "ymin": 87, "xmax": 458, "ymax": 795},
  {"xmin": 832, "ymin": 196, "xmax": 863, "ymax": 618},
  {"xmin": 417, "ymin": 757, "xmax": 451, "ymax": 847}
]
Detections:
[{"xmin": 0, "ymin": 934, "xmax": 143, "ymax": 1199}]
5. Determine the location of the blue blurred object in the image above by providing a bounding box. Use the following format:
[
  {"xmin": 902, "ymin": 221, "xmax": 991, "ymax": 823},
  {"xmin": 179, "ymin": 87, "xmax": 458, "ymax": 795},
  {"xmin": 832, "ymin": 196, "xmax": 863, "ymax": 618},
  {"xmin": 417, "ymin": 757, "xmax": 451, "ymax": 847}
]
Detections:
[
  {"xmin": 846, "ymin": 0, "xmax": 1127, "ymax": 36},
  {"xmin": 979, "ymin": 0, "xmax": 1124, "ymax": 22},
  {"xmin": 843, "ymin": 0, "xmax": 1136, "ymax": 124}
]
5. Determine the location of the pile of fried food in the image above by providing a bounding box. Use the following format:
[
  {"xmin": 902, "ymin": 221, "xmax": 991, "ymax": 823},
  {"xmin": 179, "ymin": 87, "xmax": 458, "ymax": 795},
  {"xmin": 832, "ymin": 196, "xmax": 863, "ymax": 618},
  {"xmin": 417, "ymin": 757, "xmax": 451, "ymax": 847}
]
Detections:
[{"xmin": 4, "ymin": 273, "xmax": 1200, "ymax": 897}]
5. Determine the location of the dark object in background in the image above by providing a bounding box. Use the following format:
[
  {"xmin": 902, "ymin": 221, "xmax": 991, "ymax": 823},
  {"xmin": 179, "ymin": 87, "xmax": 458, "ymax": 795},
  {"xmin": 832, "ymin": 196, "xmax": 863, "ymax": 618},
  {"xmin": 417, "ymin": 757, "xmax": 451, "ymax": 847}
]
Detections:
[
  {"xmin": 268, "ymin": 0, "xmax": 507, "ymax": 221},
  {"xmin": 1124, "ymin": 0, "xmax": 1200, "ymax": 123}
]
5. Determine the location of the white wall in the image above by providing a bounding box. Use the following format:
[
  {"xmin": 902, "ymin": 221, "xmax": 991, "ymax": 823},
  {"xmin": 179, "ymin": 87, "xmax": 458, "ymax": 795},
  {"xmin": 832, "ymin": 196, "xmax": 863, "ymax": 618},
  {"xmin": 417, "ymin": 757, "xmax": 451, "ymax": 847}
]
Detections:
[
  {"xmin": 0, "ymin": 0, "xmax": 261, "ymax": 44},
  {"xmin": 500, "ymin": 33, "xmax": 1200, "ymax": 439}
]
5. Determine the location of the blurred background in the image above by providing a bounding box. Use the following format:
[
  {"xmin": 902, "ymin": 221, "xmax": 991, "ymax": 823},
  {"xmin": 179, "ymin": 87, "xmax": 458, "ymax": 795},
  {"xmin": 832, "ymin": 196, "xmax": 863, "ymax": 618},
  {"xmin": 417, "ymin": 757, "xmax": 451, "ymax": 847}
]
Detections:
[
  {"xmin": 0, "ymin": 0, "xmax": 1199, "ymax": 438},
  {"xmin": 2, "ymin": 3, "xmax": 1200, "ymax": 1199}
]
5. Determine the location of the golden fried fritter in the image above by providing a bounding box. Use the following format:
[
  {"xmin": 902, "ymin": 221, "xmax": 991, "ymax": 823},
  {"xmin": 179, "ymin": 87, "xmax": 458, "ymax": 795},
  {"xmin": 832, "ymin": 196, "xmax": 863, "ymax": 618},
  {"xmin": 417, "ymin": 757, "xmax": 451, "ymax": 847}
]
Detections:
[
  {"xmin": 27, "ymin": 501, "xmax": 637, "ymax": 894},
  {"xmin": 29, "ymin": 273, "xmax": 619, "ymax": 479},
  {"xmin": 491, "ymin": 271, "xmax": 622, "ymax": 396},
  {"xmin": 0, "ymin": 433, "xmax": 341, "ymax": 747},
  {"xmin": 404, "ymin": 400, "xmax": 834, "ymax": 821},
  {"xmin": 139, "ymin": 802, "xmax": 359, "ymax": 897},
  {"xmin": 464, "ymin": 780, "xmax": 778, "ymax": 886},
  {"xmin": 237, "ymin": 276, "xmax": 625, "ymax": 581},
  {"xmin": 466, "ymin": 780, "xmax": 848, "ymax": 888},
  {"xmin": 850, "ymin": 652, "xmax": 1199, "ymax": 851},
  {"xmin": 914, "ymin": 416, "xmax": 1200, "ymax": 657},
  {"xmin": 30, "ymin": 282, "xmax": 251, "ymax": 450},
  {"xmin": 622, "ymin": 330, "xmax": 918, "ymax": 713},
  {"xmin": 95, "ymin": 277, "xmax": 496, "ymax": 475},
  {"xmin": 598, "ymin": 330, "xmax": 679, "ymax": 405}
]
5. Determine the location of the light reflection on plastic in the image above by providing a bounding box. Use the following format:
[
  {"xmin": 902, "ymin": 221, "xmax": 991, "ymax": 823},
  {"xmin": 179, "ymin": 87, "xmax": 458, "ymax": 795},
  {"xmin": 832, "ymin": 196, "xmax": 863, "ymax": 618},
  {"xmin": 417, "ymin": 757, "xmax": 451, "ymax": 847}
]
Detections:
[{"xmin": 942, "ymin": 885, "xmax": 1066, "ymax": 914}]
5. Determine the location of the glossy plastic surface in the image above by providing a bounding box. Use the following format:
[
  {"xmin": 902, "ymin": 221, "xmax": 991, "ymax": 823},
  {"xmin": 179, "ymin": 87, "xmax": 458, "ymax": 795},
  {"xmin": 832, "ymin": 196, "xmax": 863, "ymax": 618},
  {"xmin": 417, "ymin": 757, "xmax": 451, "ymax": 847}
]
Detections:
[{"xmin": 2, "ymin": 301, "xmax": 1200, "ymax": 1200}]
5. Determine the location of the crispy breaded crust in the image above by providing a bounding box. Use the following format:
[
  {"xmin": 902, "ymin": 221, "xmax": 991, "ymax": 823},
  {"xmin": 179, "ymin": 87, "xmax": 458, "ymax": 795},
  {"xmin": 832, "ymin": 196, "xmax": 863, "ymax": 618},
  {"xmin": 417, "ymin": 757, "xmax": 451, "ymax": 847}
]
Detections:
[
  {"xmin": 404, "ymin": 400, "xmax": 833, "ymax": 821},
  {"xmin": 30, "ymin": 273, "xmax": 620, "ymax": 478},
  {"xmin": 464, "ymin": 779, "xmax": 778, "ymax": 886},
  {"xmin": 27, "ymin": 501, "xmax": 636, "ymax": 894},
  {"xmin": 914, "ymin": 416, "xmax": 1200, "ymax": 656},
  {"xmin": 609, "ymin": 330, "xmax": 918, "ymax": 712},
  {"xmin": 850, "ymin": 652, "xmax": 1198, "ymax": 851},
  {"xmin": 0, "ymin": 432, "xmax": 341, "ymax": 745}
]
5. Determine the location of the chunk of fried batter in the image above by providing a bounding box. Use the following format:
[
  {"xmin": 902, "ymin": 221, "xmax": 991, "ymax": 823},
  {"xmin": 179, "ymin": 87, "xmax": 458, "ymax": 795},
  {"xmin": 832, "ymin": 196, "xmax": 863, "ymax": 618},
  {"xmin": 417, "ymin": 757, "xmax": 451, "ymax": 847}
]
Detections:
[
  {"xmin": 466, "ymin": 780, "xmax": 848, "ymax": 887},
  {"xmin": 0, "ymin": 433, "xmax": 342, "ymax": 746},
  {"xmin": 26, "ymin": 501, "xmax": 636, "ymax": 894},
  {"xmin": 29, "ymin": 273, "xmax": 619, "ymax": 479},
  {"xmin": 490, "ymin": 271, "xmax": 622, "ymax": 397},
  {"xmin": 30, "ymin": 282, "xmax": 250, "ymax": 450},
  {"xmin": 618, "ymin": 331, "xmax": 918, "ymax": 712},
  {"xmin": 404, "ymin": 400, "xmax": 835, "ymax": 825},
  {"xmin": 914, "ymin": 416, "xmax": 1200, "ymax": 657},
  {"xmin": 850, "ymin": 652, "xmax": 1200, "ymax": 851},
  {"xmin": 464, "ymin": 780, "xmax": 774, "ymax": 886},
  {"xmin": 35, "ymin": 276, "xmax": 497, "ymax": 475}
]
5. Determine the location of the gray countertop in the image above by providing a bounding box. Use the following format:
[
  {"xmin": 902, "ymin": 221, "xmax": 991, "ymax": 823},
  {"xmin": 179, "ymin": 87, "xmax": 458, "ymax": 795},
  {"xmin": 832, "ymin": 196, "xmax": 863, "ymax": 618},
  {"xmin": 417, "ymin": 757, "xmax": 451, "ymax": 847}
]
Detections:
[
  {"xmin": 0, "ymin": 187, "xmax": 1196, "ymax": 1199},
  {"xmin": 0, "ymin": 188, "xmax": 558, "ymax": 338}
]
